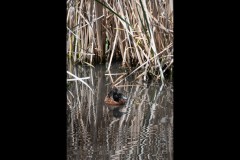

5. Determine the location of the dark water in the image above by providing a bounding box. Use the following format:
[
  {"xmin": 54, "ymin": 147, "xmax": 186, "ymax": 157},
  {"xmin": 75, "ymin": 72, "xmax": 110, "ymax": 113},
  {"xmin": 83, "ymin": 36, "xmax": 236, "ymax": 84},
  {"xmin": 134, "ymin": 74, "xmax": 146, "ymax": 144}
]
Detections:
[{"xmin": 67, "ymin": 62, "xmax": 173, "ymax": 160}]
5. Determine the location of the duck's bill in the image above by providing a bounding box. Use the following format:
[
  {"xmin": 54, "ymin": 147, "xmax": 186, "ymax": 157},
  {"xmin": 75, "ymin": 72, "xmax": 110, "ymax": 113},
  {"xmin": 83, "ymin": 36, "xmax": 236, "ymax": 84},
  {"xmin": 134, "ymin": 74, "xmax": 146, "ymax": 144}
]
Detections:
[{"xmin": 122, "ymin": 96, "xmax": 127, "ymax": 100}]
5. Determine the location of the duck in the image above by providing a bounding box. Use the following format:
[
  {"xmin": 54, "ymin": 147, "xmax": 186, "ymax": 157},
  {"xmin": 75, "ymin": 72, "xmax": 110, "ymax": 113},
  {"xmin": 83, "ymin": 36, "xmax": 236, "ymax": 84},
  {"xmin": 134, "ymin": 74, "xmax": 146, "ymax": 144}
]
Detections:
[{"xmin": 104, "ymin": 87, "xmax": 127, "ymax": 105}]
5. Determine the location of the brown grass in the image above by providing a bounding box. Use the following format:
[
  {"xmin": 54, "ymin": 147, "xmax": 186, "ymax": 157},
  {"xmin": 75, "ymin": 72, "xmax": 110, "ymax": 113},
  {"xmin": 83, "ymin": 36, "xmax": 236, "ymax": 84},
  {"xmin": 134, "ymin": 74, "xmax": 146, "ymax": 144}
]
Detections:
[{"xmin": 67, "ymin": 0, "xmax": 173, "ymax": 81}]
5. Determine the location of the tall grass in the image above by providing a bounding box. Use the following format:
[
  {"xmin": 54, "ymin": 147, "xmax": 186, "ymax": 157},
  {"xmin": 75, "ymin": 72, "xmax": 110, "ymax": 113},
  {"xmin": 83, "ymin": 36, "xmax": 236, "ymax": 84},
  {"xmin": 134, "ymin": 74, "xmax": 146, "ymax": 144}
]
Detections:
[{"xmin": 67, "ymin": 0, "xmax": 173, "ymax": 81}]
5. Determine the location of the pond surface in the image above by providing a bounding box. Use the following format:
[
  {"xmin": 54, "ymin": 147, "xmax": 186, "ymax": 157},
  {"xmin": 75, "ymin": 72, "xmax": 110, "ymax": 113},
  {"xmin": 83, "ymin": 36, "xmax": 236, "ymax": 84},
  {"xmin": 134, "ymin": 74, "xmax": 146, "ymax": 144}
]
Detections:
[{"xmin": 67, "ymin": 62, "xmax": 173, "ymax": 160}]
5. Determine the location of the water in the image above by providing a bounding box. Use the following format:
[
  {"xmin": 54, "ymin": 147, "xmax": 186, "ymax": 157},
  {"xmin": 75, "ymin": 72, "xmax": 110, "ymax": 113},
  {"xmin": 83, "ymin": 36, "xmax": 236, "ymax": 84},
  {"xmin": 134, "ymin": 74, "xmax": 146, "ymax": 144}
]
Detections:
[{"xmin": 67, "ymin": 62, "xmax": 173, "ymax": 160}]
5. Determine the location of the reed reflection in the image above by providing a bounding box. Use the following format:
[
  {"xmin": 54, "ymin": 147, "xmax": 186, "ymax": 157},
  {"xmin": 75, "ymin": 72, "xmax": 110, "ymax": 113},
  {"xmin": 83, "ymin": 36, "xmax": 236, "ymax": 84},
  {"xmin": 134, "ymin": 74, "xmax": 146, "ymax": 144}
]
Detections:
[{"xmin": 67, "ymin": 63, "xmax": 173, "ymax": 160}]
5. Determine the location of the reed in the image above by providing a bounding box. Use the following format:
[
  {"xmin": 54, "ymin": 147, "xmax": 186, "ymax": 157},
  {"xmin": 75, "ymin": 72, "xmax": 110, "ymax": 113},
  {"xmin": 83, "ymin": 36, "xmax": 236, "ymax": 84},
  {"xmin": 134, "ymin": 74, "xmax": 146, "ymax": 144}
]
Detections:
[{"xmin": 67, "ymin": 0, "xmax": 173, "ymax": 81}]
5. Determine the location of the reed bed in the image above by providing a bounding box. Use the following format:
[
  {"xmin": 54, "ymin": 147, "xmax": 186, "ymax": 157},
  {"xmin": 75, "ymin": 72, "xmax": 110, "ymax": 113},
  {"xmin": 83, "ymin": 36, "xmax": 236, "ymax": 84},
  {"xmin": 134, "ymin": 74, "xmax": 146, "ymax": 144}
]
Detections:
[{"xmin": 67, "ymin": 0, "xmax": 173, "ymax": 81}]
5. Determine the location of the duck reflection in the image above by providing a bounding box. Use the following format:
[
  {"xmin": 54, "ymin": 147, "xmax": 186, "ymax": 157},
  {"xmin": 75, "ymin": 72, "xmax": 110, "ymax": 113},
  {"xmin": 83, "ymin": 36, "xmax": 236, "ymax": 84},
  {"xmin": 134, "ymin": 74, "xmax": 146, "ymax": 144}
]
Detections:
[
  {"xmin": 112, "ymin": 107, "xmax": 126, "ymax": 118},
  {"xmin": 104, "ymin": 104, "xmax": 126, "ymax": 118}
]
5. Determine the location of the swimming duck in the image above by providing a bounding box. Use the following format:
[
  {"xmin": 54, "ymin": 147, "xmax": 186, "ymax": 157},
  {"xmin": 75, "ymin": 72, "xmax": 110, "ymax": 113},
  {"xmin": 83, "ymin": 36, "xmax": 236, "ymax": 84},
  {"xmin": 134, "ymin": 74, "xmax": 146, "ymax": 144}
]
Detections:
[{"xmin": 104, "ymin": 87, "xmax": 127, "ymax": 105}]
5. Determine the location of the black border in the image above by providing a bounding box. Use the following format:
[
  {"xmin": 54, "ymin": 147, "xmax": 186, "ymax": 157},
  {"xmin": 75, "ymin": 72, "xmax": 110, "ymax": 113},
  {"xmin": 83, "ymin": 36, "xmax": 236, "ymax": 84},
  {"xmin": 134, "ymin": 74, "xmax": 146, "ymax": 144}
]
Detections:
[
  {"xmin": 3, "ymin": 0, "xmax": 236, "ymax": 159},
  {"xmin": 1, "ymin": 1, "xmax": 66, "ymax": 159}
]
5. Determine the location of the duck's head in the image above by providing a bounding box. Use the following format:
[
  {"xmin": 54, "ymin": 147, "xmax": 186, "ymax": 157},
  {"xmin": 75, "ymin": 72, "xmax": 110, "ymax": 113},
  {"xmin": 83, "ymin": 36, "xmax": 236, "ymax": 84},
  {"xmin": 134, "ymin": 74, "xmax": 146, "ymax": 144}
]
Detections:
[
  {"xmin": 113, "ymin": 92, "xmax": 127, "ymax": 102},
  {"xmin": 108, "ymin": 86, "xmax": 118, "ymax": 97}
]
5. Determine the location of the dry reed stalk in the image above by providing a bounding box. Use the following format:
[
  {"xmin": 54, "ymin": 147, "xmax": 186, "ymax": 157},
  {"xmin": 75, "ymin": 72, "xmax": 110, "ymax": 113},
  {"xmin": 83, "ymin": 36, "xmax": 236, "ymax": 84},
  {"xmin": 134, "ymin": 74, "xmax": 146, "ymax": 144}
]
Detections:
[
  {"xmin": 67, "ymin": 0, "xmax": 173, "ymax": 81},
  {"xmin": 105, "ymin": 70, "xmax": 114, "ymax": 83},
  {"xmin": 107, "ymin": 25, "xmax": 119, "ymax": 71},
  {"xmin": 126, "ymin": 43, "xmax": 172, "ymax": 80},
  {"xmin": 116, "ymin": 85, "xmax": 140, "ymax": 87},
  {"xmin": 95, "ymin": 0, "xmax": 104, "ymax": 62},
  {"xmin": 112, "ymin": 73, "xmax": 127, "ymax": 86},
  {"xmin": 105, "ymin": 73, "xmax": 126, "ymax": 75},
  {"xmin": 67, "ymin": 71, "xmax": 93, "ymax": 92}
]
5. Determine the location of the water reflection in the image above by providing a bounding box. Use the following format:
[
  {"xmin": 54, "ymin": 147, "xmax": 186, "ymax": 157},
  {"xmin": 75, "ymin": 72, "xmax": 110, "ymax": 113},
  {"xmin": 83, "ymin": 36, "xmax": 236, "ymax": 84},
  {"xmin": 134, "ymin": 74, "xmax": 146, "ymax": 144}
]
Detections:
[{"xmin": 67, "ymin": 62, "xmax": 173, "ymax": 160}]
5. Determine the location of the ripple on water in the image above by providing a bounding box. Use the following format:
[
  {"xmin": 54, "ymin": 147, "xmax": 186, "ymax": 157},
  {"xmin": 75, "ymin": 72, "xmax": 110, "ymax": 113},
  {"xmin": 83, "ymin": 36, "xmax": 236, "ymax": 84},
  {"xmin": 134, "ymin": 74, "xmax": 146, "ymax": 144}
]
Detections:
[{"xmin": 67, "ymin": 63, "xmax": 173, "ymax": 160}]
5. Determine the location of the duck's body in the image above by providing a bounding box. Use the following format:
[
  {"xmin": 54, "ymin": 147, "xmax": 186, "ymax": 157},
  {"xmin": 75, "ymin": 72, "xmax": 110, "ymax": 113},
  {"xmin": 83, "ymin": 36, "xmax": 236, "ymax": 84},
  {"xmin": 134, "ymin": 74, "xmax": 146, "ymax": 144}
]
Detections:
[{"xmin": 104, "ymin": 87, "xmax": 127, "ymax": 105}]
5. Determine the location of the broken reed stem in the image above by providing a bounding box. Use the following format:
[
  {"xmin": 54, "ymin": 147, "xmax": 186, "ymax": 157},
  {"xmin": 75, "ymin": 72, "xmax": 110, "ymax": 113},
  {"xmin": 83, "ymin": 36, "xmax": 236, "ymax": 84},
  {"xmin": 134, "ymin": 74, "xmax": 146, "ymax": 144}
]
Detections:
[
  {"xmin": 107, "ymin": 26, "xmax": 119, "ymax": 71},
  {"xmin": 112, "ymin": 73, "xmax": 127, "ymax": 86},
  {"xmin": 126, "ymin": 43, "xmax": 173, "ymax": 79}
]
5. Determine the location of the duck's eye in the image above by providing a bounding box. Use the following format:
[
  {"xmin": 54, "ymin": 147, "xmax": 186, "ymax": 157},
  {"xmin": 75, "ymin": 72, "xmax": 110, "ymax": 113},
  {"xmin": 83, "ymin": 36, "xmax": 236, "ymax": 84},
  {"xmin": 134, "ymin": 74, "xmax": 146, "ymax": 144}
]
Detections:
[{"xmin": 113, "ymin": 94, "xmax": 120, "ymax": 101}]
